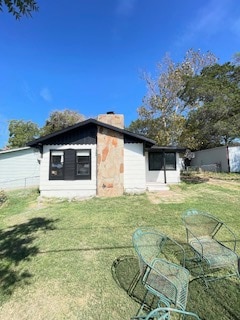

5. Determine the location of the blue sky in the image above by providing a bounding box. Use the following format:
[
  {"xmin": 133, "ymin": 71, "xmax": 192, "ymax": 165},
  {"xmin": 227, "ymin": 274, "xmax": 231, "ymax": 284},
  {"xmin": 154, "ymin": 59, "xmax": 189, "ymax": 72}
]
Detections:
[{"xmin": 0, "ymin": 0, "xmax": 240, "ymax": 148}]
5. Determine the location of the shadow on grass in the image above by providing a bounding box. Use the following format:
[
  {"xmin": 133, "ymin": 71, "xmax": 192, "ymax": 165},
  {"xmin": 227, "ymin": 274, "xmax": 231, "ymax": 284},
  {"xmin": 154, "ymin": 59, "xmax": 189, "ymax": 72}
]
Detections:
[
  {"xmin": 111, "ymin": 255, "xmax": 240, "ymax": 320},
  {"xmin": 182, "ymin": 245, "xmax": 240, "ymax": 319},
  {"xmin": 187, "ymin": 278, "xmax": 240, "ymax": 320},
  {"xmin": 111, "ymin": 255, "xmax": 158, "ymax": 317},
  {"xmin": 0, "ymin": 217, "xmax": 58, "ymax": 302},
  {"xmin": 181, "ymin": 174, "xmax": 209, "ymax": 184}
]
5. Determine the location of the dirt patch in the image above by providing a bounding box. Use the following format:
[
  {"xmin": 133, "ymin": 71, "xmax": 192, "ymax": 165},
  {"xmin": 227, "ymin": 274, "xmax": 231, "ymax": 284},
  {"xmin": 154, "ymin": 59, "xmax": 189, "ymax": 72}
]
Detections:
[
  {"xmin": 147, "ymin": 190, "xmax": 186, "ymax": 204},
  {"xmin": 147, "ymin": 177, "xmax": 240, "ymax": 204}
]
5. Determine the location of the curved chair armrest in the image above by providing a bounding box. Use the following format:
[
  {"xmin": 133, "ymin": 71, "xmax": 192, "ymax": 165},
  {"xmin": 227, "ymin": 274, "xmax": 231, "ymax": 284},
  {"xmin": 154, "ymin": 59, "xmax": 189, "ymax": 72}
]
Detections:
[
  {"xmin": 145, "ymin": 307, "xmax": 201, "ymax": 320},
  {"xmin": 166, "ymin": 236, "xmax": 187, "ymax": 267},
  {"xmin": 185, "ymin": 229, "xmax": 205, "ymax": 257},
  {"xmin": 150, "ymin": 257, "xmax": 189, "ymax": 275},
  {"xmin": 185, "ymin": 227, "xmax": 199, "ymax": 242},
  {"xmin": 218, "ymin": 223, "xmax": 237, "ymax": 252}
]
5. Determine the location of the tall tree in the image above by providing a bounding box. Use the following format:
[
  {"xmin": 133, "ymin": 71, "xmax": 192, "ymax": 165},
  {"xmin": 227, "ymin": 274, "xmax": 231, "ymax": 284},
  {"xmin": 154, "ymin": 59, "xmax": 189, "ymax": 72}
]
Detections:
[
  {"xmin": 130, "ymin": 49, "xmax": 217, "ymax": 146},
  {"xmin": 233, "ymin": 52, "xmax": 240, "ymax": 66},
  {"xmin": 0, "ymin": 0, "xmax": 38, "ymax": 19},
  {"xmin": 180, "ymin": 62, "xmax": 240, "ymax": 149},
  {"xmin": 8, "ymin": 120, "xmax": 40, "ymax": 148},
  {"xmin": 41, "ymin": 110, "xmax": 85, "ymax": 136}
]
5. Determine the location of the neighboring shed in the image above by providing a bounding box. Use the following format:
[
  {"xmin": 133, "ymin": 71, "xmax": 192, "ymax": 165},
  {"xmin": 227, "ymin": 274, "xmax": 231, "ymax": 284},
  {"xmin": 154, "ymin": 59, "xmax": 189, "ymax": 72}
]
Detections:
[
  {"xmin": 0, "ymin": 147, "xmax": 40, "ymax": 189},
  {"xmin": 190, "ymin": 146, "xmax": 240, "ymax": 173}
]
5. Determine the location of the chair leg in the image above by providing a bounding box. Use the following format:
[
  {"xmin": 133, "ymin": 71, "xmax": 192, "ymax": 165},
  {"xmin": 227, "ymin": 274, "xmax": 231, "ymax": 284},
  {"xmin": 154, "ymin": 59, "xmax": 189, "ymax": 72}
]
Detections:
[
  {"xmin": 128, "ymin": 270, "xmax": 142, "ymax": 296},
  {"xmin": 130, "ymin": 290, "xmax": 150, "ymax": 320},
  {"xmin": 131, "ymin": 289, "xmax": 172, "ymax": 320}
]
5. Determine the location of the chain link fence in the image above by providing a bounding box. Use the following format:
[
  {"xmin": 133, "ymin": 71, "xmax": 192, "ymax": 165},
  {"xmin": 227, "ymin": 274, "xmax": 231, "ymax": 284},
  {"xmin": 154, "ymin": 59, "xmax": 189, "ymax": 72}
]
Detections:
[{"xmin": 0, "ymin": 176, "xmax": 40, "ymax": 190}]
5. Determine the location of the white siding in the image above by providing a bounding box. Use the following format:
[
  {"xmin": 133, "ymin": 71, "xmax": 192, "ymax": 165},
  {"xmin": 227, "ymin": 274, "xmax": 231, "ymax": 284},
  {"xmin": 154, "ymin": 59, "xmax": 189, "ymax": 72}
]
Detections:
[
  {"xmin": 146, "ymin": 152, "xmax": 181, "ymax": 184},
  {"xmin": 40, "ymin": 144, "xmax": 97, "ymax": 198},
  {"xmin": 124, "ymin": 143, "xmax": 146, "ymax": 193},
  {"xmin": 229, "ymin": 146, "xmax": 240, "ymax": 172},
  {"xmin": 0, "ymin": 147, "xmax": 40, "ymax": 189}
]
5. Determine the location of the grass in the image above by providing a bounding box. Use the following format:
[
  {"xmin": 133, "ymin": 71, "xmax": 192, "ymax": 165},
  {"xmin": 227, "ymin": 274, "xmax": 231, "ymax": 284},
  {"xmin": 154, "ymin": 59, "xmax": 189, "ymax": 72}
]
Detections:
[{"xmin": 0, "ymin": 173, "xmax": 239, "ymax": 319}]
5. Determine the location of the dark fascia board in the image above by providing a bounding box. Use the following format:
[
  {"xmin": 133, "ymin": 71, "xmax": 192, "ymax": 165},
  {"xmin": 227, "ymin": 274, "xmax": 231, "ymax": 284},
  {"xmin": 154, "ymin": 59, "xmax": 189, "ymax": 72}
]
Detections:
[
  {"xmin": 146, "ymin": 146, "xmax": 186, "ymax": 153},
  {"xmin": 27, "ymin": 118, "xmax": 156, "ymax": 147}
]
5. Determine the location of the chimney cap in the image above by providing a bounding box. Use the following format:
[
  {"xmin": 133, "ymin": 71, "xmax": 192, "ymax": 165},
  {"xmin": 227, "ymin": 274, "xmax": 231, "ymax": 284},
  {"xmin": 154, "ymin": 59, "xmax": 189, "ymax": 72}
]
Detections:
[{"xmin": 106, "ymin": 111, "xmax": 115, "ymax": 114}]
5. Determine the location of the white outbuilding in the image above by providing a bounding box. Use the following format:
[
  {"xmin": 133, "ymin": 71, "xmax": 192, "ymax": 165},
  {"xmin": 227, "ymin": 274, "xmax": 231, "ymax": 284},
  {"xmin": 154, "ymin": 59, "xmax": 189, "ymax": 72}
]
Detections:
[{"xmin": 0, "ymin": 147, "xmax": 40, "ymax": 189}]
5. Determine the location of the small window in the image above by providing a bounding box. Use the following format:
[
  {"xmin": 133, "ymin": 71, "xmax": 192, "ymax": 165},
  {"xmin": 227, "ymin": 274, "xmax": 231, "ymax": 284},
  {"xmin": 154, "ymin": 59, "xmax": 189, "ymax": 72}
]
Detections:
[
  {"xmin": 149, "ymin": 152, "xmax": 176, "ymax": 171},
  {"xmin": 165, "ymin": 153, "xmax": 176, "ymax": 170},
  {"xmin": 149, "ymin": 152, "xmax": 163, "ymax": 170},
  {"xmin": 76, "ymin": 150, "xmax": 91, "ymax": 179},
  {"xmin": 50, "ymin": 150, "xmax": 64, "ymax": 179}
]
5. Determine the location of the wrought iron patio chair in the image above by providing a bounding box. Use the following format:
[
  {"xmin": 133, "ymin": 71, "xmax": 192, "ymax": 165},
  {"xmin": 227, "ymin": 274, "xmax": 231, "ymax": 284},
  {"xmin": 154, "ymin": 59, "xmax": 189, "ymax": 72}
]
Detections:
[
  {"xmin": 145, "ymin": 307, "xmax": 201, "ymax": 320},
  {"xmin": 132, "ymin": 228, "xmax": 190, "ymax": 315},
  {"xmin": 132, "ymin": 307, "xmax": 201, "ymax": 320},
  {"xmin": 182, "ymin": 209, "xmax": 239, "ymax": 286}
]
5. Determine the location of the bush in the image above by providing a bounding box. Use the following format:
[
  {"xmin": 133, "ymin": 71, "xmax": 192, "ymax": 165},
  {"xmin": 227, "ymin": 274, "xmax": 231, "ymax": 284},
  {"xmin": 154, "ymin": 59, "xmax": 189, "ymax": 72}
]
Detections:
[{"xmin": 0, "ymin": 190, "xmax": 7, "ymax": 205}]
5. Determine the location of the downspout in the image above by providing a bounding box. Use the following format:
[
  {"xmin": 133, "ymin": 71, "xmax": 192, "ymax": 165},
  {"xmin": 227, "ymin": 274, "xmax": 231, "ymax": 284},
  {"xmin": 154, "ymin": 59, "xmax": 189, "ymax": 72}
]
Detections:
[{"xmin": 163, "ymin": 151, "xmax": 167, "ymax": 184}]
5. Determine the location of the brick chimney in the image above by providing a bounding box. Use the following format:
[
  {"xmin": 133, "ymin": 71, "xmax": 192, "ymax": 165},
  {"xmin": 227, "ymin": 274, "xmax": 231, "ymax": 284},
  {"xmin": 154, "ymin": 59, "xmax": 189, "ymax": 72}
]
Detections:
[{"xmin": 96, "ymin": 112, "xmax": 124, "ymax": 197}]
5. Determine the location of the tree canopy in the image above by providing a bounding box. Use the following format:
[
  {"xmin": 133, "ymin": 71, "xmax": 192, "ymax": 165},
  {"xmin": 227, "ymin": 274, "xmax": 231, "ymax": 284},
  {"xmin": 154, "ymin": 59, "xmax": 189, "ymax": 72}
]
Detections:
[
  {"xmin": 7, "ymin": 120, "xmax": 40, "ymax": 148},
  {"xmin": 180, "ymin": 62, "xmax": 240, "ymax": 149},
  {"xmin": 129, "ymin": 49, "xmax": 218, "ymax": 146},
  {"xmin": 6, "ymin": 109, "xmax": 85, "ymax": 149},
  {"xmin": 0, "ymin": 0, "xmax": 38, "ymax": 19},
  {"xmin": 129, "ymin": 50, "xmax": 240, "ymax": 150},
  {"xmin": 41, "ymin": 110, "xmax": 85, "ymax": 136}
]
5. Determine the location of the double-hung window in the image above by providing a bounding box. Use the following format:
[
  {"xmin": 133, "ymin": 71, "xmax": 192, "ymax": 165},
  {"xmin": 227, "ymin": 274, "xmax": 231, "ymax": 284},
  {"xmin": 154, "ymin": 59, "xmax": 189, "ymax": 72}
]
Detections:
[
  {"xmin": 50, "ymin": 151, "xmax": 64, "ymax": 179},
  {"xmin": 149, "ymin": 152, "xmax": 176, "ymax": 171},
  {"xmin": 76, "ymin": 150, "xmax": 91, "ymax": 179},
  {"xmin": 49, "ymin": 149, "xmax": 91, "ymax": 180}
]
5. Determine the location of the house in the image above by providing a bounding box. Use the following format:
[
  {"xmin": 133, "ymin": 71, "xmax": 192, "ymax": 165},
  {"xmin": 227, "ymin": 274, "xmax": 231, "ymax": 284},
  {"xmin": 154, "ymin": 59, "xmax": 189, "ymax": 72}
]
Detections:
[
  {"xmin": 190, "ymin": 146, "xmax": 240, "ymax": 173},
  {"xmin": 0, "ymin": 147, "xmax": 40, "ymax": 189},
  {"xmin": 27, "ymin": 113, "xmax": 185, "ymax": 198}
]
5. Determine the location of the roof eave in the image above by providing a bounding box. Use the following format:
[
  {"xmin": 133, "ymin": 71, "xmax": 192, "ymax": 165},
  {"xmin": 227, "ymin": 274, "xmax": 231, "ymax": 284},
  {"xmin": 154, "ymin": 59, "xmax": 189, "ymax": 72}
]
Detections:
[
  {"xmin": 146, "ymin": 146, "xmax": 186, "ymax": 153},
  {"xmin": 27, "ymin": 118, "xmax": 156, "ymax": 147}
]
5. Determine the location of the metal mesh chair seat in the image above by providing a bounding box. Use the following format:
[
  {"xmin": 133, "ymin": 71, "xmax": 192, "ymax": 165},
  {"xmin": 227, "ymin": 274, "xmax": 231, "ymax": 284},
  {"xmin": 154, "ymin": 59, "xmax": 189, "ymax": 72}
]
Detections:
[
  {"xmin": 143, "ymin": 258, "xmax": 189, "ymax": 311},
  {"xmin": 189, "ymin": 235, "xmax": 238, "ymax": 269},
  {"xmin": 132, "ymin": 228, "xmax": 189, "ymax": 313}
]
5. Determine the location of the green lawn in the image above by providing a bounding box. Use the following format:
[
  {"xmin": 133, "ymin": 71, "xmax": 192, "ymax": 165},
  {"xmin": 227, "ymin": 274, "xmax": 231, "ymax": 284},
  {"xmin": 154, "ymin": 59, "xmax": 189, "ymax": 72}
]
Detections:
[{"xmin": 0, "ymin": 175, "xmax": 239, "ymax": 320}]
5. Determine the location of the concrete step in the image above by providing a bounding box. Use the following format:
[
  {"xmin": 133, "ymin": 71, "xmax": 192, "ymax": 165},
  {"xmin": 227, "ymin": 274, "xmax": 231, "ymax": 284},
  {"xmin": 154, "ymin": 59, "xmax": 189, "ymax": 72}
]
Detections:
[{"xmin": 146, "ymin": 183, "xmax": 170, "ymax": 192}]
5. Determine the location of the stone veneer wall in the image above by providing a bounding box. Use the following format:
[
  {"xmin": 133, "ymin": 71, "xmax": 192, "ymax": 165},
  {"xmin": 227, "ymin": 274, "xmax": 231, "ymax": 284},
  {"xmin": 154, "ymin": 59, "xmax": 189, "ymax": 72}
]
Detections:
[{"xmin": 97, "ymin": 114, "xmax": 124, "ymax": 197}]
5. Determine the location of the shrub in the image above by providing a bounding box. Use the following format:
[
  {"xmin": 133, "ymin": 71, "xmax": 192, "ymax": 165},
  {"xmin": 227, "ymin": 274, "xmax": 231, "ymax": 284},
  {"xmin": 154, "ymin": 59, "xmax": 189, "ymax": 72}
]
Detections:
[{"xmin": 0, "ymin": 190, "xmax": 7, "ymax": 205}]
